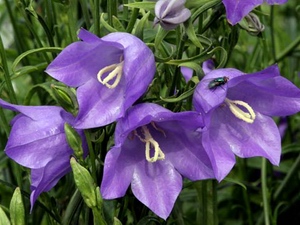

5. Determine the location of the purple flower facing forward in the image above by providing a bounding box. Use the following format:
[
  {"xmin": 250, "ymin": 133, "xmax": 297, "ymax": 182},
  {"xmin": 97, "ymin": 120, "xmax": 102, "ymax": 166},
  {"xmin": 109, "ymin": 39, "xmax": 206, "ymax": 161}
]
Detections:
[
  {"xmin": 0, "ymin": 99, "xmax": 87, "ymax": 209},
  {"xmin": 100, "ymin": 103, "xmax": 215, "ymax": 219},
  {"xmin": 46, "ymin": 29, "xmax": 155, "ymax": 129},
  {"xmin": 223, "ymin": 0, "xmax": 288, "ymax": 25},
  {"xmin": 193, "ymin": 65, "xmax": 300, "ymax": 180},
  {"xmin": 154, "ymin": 0, "xmax": 191, "ymax": 30}
]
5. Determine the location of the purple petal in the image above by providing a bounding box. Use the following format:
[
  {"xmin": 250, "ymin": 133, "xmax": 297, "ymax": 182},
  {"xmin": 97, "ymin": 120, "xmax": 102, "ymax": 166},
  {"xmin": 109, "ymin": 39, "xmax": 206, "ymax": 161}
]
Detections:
[
  {"xmin": 228, "ymin": 65, "xmax": 300, "ymax": 116},
  {"xmin": 30, "ymin": 159, "xmax": 71, "ymax": 210},
  {"xmin": 265, "ymin": 0, "xmax": 288, "ymax": 4},
  {"xmin": 131, "ymin": 160, "xmax": 182, "ymax": 220},
  {"xmin": 193, "ymin": 68, "xmax": 243, "ymax": 113},
  {"xmin": 180, "ymin": 66, "xmax": 193, "ymax": 82},
  {"xmin": 222, "ymin": 0, "xmax": 263, "ymax": 25},
  {"xmin": 48, "ymin": 30, "xmax": 156, "ymax": 129},
  {"xmin": 74, "ymin": 79, "xmax": 125, "ymax": 128},
  {"xmin": 207, "ymin": 106, "xmax": 281, "ymax": 168},
  {"xmin": 46, "ymin": 34, "xmax": 123, "ymax": 87},
  {"xmin": 100, "ymin": 145, "xmax": 135, "ymax": 198},
  {"xmin": 202, "ymin": 59, "xmax": 215, "ymax": 74},
  {"xmin": 153, "ymin": 126, "xmax": 215, "ymax": 180}
]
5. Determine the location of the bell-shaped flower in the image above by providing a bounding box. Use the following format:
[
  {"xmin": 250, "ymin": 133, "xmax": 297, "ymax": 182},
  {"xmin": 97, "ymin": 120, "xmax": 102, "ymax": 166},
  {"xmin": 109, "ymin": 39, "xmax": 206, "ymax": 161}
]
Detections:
[
  {"xmin": 100, "ymin": 103, "xmax": 215, "ymax": 219},
  {"xmin": 46, "ymin": 28, "xmax": 155, "ymax": 129},
  {"xmin": 222, "ymin": 0, "xmax": 288, "ymax": 25},
  {"xmin": 193, "ymin": 65, "xmax": 300, "ymax": 180},
  {"xmin": 154, "ymin": 0, "xmax": 191, "ymax": 30},
  {"xmin": 0, "ymin": 99, "xmax": 87, "ymax": 209}
]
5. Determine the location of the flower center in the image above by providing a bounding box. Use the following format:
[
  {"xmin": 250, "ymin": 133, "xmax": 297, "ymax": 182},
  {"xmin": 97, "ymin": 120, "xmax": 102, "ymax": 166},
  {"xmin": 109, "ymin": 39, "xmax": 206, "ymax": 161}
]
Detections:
[
  {"xmin": 134, "ymin": 123, "xmax": 166, "ymax": 163},
  {"xmin": 97, "ymin": 57, "xmax": 124, "ymax": 89},
  {"xmin": 225, "ymin": 98, "xmax": 256, "ymax": 123}
]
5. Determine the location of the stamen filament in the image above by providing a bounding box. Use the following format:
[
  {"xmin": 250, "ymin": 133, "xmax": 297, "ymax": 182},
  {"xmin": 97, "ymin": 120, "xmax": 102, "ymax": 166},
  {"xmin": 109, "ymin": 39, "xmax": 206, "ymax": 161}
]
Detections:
[
  {"xmin": 134, "ymin": 126, "xmax": 165, "ymax": 163},
  {"xmin": 225, "ymin": 98, "xmax": 256, "ymax": 123},
  {"xmin": 97, "ymin": 61, "xmax": 124, "ymax": 88}
]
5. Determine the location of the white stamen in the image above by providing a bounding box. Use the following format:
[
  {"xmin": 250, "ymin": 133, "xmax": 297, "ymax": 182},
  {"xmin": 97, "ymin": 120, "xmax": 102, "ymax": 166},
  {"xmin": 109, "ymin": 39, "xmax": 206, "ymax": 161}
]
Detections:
[
  {"xmin": 134, "ymin": 126, "xmax": 165, "ymax": 163},
  {"xmin": 97, "ymin": 60, "xmax": 124, "ymax": 88},
  {"xmin": 225, "ymin": 98, "xmax": 256, "ymax": 123}
]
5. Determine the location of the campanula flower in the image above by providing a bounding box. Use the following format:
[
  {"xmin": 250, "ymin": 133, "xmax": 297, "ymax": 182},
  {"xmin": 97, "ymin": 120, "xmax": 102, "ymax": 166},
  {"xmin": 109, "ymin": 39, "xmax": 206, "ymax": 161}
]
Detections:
[
  {"xmin": 46, "ymin": 28, "xmax": 155, "ymax": 129},
  {"xmin": 193, "ymin": 65, "xmax": 300, "ymax": 180},
  {"xmin": 223, "ymin": 0, "xmax": 288, "ymax": 25},
  {"xmin": 0, "ymin": 99, "xmax": 87, "ymax": 209},
  {"xmin": 100, "ymin": 103, "xmax": 215, "ymax": 219},
  {"xmin": 154, "ymin": 0, "xmax": 191, "ymax": 30}
]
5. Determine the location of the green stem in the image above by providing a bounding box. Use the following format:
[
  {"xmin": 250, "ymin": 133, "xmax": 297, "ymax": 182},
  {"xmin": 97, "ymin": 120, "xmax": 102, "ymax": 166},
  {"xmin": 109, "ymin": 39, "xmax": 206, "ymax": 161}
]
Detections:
[
  {"xmin": 270, "ymin": 6, "xmax": 276, "ymax": 62},
  {"xmin": 79, "ymin": 0, "xmax": 91, "ymax": 29},
  {"xmin": 0, "ymin": 108, "xmax": 10, "ymax": 137},
  {"xmin": 268, "ymin": 35, "xmax": 300, "ymax": 65},
  {"xmin": 169, "ymin": 27, "xmax": 186, "ymax": 96},
  {"xmin": 126, "ymin": 0, "xmax": 141, "ymax": 33},
  {"xmin": 123, "ymin": 0, "xmax": 129, "ymax": 26},
  {"xmin": 94, "ymin": 0, "xmax": 100, "ymax": 36},
  {"xmin": 0, "ymin": 35, "xmax": 18, "ymax": 104},
  {"xmin": 274, "ymin": 153, "xmax": 300, "ymax": 200},
  {"xmin": 84, "ymin": 130, "xmax": 97, "ymax": 182},
  {"xmin": 238, "ymin": 159, "xmax": 253, "ymax": 225},
  {"xmin": 261, "ymin": 158, "xmax": 270, "ymax": 225},
  {"xmin": 107, "ymin": 0, "xmax": 117, "ymax": 26},
  {"xmin": 3, "ymin": 0, "xmax": 27, "ymax": 54}
]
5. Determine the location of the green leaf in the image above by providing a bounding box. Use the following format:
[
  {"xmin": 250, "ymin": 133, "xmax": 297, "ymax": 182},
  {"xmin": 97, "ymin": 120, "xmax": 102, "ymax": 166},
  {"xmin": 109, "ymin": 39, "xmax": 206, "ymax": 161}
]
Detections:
[
  {"xmin": 9, "ymin": 188, "xmax": 25, "ymax": 225},
  {"xmin": 0, "ymin": 206, "xmax": 11, "ymax": 225},
  {"xmin": 133, "ymin": 11, "xmax": 150, "ymax": 39},
  {"xmin": 185, "ymin": 19, "xmax": 204, "ymax": 49},
  {"xmin": 112, "ymin": 16, "xmax": 126, "ymax": 32},
  {"xmin": 160, "ymin": 87, "xmax": 195, "ymax": 103},
  {"xmin": 70, "ymin": 158, "xmax": 97, "ymax": 208},
  {"xmin": 223, "ymin": 177, "xmax": 247, "ymax": 190},
  {"xmin": 100, "ymin": 13, "xmax": 118, "ymax": 33},
  {"xmin": 11, "ymin": 47, "xmax": 63, "ymax": 74},
  {"xmin": 124, "ymin": 2, "xmax": 155, "ymax": 11},
  {"xmin": 178, "ymin": 61, "xmax": 204, "ymax": 78}
]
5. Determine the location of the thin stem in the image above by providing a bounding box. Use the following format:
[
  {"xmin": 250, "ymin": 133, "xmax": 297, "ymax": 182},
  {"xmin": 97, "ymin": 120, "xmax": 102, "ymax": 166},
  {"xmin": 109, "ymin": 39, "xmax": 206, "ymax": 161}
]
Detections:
[
  {"xmin": 79, "ymin": 0, "xmax": 91, "ymax": 29},
  {"xmin": 274, "ymin": 153, "xmax": 300, "ymax": 200},
  {"xmin": 126, "ymin": 0, "xmax": 141, "ymax": 33},
  {"xmin": 84, "ymin": 130, "xmax": 97, "ymax": 182},
  {"xmin": 238, "ymin": 159, "xmax": 253, "ymax": 225},
  {"xmin": 0, "ymin": 35, "xmax": 18, "ymax": 104},
  {"xmin": 270, "ymin": 6, "xmax": 276, "ymax": 62},
  {"xmin": 261, "ymin": 158, "xmax": 270, "ymax": 225},
  {"xmin": 94, "ymin": 0, "xmax": 100, "ymax": 36},
  {"xmin": 268, "ymin": 35, "xmax": 300, "ymax": 65}
]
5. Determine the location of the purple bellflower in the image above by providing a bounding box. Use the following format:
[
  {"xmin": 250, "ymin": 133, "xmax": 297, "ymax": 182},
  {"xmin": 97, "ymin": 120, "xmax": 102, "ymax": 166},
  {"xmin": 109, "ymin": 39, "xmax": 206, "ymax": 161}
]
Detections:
[
  {"xmin": 223, "ymin": 0, "xmax": 288, "ymax": 25},
  {"xmin": 100, "ymin": 103, "xmax": 215, "ymax": 219},
  {"xmin": 154, "ymin": 0, "xmax": 191, "ymax": 30},
  {"xmin": 193, "ymin": 64, "xmax": 300, "ymax": 180},
  {"xmin": 46, "ymin": 28, "xmax": 155, "ymax": 129},
  {"xmin": 0, "ymin": 99, "xmax": 87, "ymax": 210}
]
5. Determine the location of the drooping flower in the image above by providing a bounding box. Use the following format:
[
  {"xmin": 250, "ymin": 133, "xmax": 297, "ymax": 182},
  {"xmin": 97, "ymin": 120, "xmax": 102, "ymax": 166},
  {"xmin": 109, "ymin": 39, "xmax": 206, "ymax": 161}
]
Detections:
[
  {"xmin": 46, "ymin": 28, "xmax": 155, "ymax": 129},
  {"xmin": 193, "ymin": 64, "xmax": 300, "ymax": 180},
  {"xmin": 222, "ymin": 0, "xmax": 288, "ymax": 25},
  {"xmin": 100, "ymin": 103, "xmax": 216, "ymax": 219},
  {"xmin": 154, "ymin": 0, "xmax": 191, "ymax": 30},
  {"xmin": 0, "ymin": 99, "xmax": 87, "ymax": 209}
]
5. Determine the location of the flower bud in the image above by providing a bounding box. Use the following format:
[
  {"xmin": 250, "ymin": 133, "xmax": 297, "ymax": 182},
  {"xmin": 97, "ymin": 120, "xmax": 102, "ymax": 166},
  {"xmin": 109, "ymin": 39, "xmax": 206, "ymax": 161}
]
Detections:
[
  {"xmin": 239, "ymin": 12, "xmax": 265, "ymax": 36},
  {"xmin": 10, "ymin": 187, "xmax": 25, "ymax": 225},
  {"xmin": 154, "ymin": 0, "xmax": 191, "ymax": 30}
]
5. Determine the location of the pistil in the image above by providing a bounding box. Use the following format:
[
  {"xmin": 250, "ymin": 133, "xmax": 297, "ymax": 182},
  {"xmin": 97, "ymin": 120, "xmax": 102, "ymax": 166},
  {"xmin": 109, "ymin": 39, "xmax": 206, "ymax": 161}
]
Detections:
[
  {"xmin": 97, "ymin": 59, "xmax": 124, "ymax": 89},
  {"xmin": 134, "ymin": 125, "xmax": 165, "ymax": 163},
  {"xmin": 225, "ymin": 98, "xmax": 256, "ymax": 123}
]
